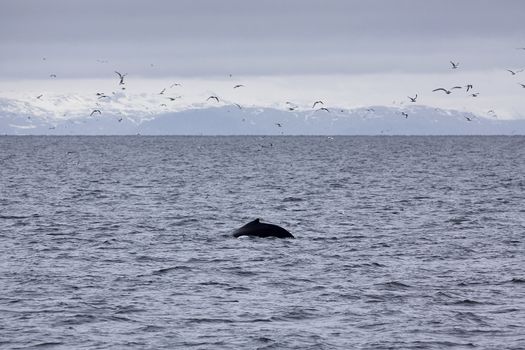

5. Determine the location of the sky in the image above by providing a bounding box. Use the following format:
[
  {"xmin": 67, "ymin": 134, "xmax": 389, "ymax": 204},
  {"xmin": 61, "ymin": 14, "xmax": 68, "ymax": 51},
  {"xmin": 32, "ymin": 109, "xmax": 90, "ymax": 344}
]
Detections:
[{"xmin": 1, "ymin": 0, "xmax": 525, "ymax": 118}]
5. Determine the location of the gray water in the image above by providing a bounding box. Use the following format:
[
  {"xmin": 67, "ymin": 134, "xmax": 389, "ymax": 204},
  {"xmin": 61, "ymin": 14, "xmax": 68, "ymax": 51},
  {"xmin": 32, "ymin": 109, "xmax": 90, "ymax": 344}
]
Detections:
[{"xmin": 1, "ymin": 136, "xmax": 524, "ymax": 349}]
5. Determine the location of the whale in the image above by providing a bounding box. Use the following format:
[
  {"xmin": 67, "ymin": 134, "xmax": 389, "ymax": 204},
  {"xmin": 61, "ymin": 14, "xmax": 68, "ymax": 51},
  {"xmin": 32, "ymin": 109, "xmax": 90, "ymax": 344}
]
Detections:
[{"xmin": 233, "ymin": 219, "xmax": 294, "ymax": 239}]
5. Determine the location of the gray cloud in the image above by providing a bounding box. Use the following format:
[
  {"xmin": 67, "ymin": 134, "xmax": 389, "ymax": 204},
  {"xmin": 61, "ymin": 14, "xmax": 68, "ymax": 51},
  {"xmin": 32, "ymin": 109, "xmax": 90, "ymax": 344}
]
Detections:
[{"xmin": 1, "ymin": 0, "xmax": 524, "ymax": 78}]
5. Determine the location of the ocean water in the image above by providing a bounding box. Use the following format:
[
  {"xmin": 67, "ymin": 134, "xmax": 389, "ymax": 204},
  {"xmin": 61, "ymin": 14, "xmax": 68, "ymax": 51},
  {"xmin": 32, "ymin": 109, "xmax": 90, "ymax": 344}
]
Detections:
[{"xmin": 0, "ymin": 135, "xmax": 524, "ymax": 349}]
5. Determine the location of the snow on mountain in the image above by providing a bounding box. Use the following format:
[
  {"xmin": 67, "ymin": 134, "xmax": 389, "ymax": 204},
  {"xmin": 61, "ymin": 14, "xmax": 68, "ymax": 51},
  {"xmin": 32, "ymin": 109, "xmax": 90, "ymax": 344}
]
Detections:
[{"xmin": 1, "ymin": 95, "xmax": 524, "ymax": 135}]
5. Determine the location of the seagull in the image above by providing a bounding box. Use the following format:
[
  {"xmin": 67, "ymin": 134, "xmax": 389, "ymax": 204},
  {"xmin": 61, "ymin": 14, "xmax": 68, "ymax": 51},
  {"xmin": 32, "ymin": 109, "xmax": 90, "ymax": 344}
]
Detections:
[
  {"xmin": 118, "ymin": 118, "xmax": 123, "ymax": 122},
  {"xmin": 167, "ymin": 96, "xmax": 181, "ymax": 101},
  {"xmin": 450, "ymin": 86, "xmax": 463, "ymax": 90},
  {"xmin": 276, "ymin": 123, "xmax": 282, "ymax": 127},
  {"xmin": 97, "ymin": 94, "xmax": 110, "ymax": 99},
  {"xmin": 160, "ymin": 103, "xmax": 167, "ymax": 107},
  {"xmin": 234, "ymin": 103, "xmax": 242, "ymax": 109},
  {"xmin": 288, "ymin": 107, "xmax": 296, "ymax": 111},
  {"xmin": 366, "ymin": 108, "xmax": 375, "ymax": 112},
  {"xmin": 450, "ymin": 61, "xmax": 459, "ymax": 69},
  {"xmin": 312, "ymin": 101, "xmax": 324, "ymax": 108},
  {"xmin": 115, "ymin": 71, "xmax": 127, "ymax": 85},
  {"xmin": 90, "ymin": 109, "xmax": 101, "ymax": 116},
  {"xmin": 36, "ymin": 94, "xmax": 43, "ymax": 99},
  {"xmin": 401, "ymin": 112, "xmax": 408, "ymax": 118},
  {"xmin": 170, "ymin": 83, "xmax": 182, "ymax": 88},
  {"xmin": 159, "ymin": 88, "xmax": 166, "ymax": 95},
  {"xmin": 233, "ymin": 84, "xmax": 244, "ymax": 89},
  {"xmin": 518, "ymin": 83, "xmax": 525, "ymax": 88},
  {"xmin": 318, "ymin": 107, "xmax": 330, "ymax": 112},
  {"xmin": 506, "ymin": 69, "xmax": 524, "ymax": 75},
  {"xmin": 207, "ymin": 96, "xmax": 219, "ymax": 102},
  {"xmin": 432, "ymin": 88, "xmax": 452, "ymax": 94},
  {"xmin": 465, "ymin": 84, "xmax": 473, "ymax": 92},
  {"xmin": 49, "ymin": 74, "xmax": 56, "ymax": 78},
  {"xmin": 470, "ymin": 93, "xmax": 479, "ymax": 97},
  {"xmin": 464, "ymin": 116, "xmax": 472, "ymax": 121},
  {"xmin": 408, "ymin": 94, "xmax": 418, "ymax": 102}
]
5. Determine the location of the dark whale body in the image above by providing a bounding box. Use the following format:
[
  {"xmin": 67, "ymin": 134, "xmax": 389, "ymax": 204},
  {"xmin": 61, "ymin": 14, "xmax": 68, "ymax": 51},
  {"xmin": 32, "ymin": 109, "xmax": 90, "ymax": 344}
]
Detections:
[{"xmin": 233, "ymin": 219, "xmax": 294, "ymax": 239}]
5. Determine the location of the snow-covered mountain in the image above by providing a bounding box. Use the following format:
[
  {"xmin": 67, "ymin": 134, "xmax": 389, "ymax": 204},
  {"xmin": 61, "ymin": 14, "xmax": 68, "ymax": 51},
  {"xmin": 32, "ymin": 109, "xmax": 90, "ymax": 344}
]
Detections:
[{"xmin": 1, "ymin": 95, "xmax": 524, "ymax": 135}]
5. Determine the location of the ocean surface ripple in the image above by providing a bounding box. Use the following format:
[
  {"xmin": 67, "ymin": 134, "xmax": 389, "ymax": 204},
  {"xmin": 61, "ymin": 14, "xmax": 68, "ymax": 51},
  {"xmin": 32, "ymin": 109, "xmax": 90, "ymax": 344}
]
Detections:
[{"xmin": 1, "ymin": 136, "xmax": 524, "ymax": 349}]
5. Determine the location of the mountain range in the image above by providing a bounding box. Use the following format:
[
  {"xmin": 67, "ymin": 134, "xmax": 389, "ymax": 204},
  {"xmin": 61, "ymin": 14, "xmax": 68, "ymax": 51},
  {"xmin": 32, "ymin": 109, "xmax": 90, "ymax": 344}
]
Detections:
[{"xmin": 1, "ymin": 96, "xmax": 524, "ymax": 135}]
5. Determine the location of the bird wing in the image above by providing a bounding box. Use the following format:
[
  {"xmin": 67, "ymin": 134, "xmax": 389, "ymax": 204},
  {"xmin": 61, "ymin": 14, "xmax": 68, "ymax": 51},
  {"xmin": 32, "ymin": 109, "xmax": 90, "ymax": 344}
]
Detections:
[{"xmin": 432, "ymin": 88, "xmax": 448, "ymax": 92}]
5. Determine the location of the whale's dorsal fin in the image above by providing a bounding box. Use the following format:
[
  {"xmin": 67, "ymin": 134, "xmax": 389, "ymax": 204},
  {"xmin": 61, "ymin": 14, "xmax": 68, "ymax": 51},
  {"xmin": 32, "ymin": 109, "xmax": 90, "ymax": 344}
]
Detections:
[{"xmin": 247, "ymin": 218, "xmax": 260, "ymax": 226}]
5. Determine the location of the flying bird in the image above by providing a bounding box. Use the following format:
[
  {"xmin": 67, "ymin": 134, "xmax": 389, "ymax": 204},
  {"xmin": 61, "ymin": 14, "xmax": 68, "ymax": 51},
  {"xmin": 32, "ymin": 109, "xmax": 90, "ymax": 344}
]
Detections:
[
  {"xmin": 234, "ymin": 103, "xmax": 242, "ymax": 109},
  {"xmin": 450, "ymin": 61, "xmax": 459, "ymax": 69},
  {"xmin": 114, "ymin": 71, "xmax": 127, "ymax": 85},
  {"xmin": 312, "ymin": 101, "xmax": 324, "ymax": 108},
  {"xmin": 518, "ymin": 83, "xmax": 525, "ymax": 88},
  {"xmin": 170, "ymin": 83, "xmax": 182, "ymax": 88},
  {"xmin": 90, "ymin": 109, "xmax": 101, "ymax": 116},
  {"xmin": 401, "ymin": 112, "xmax": 408, "ymax": 118},
  {"xmin": 450, "ymin": 86, "xmax": 463, "ymax": 90},
  {"xmin": 464, "ymin": 116, "xmax": 472, "ymax": 121},
  {"xmin": 408, "ymin": 94, "xmax": 418, "ymax": 102},
  {"xmin": 470, "ymin": 93, "xmax": 479, "ymax": 97},
  {"xmin": 233, "ymin": 84, "xmax": 245, "ymax": 89},
  {"xmin": 159, "ymin": 88, "xmax": 166, "ymax": 95},
  {"xmin": 465, "ymin": 84, "xmax": 473, "ymax": 92},
  {"xmin": 160, "ymin": 103, "xmax": 167, "ymax": 107},
  {"xmin": 207, "ymin": 96, "xmax": 219, "ymax": 102},
  {"xmin": 167, "ymin": 96, "xmax": 181, "ymax": 101},
  {"xmin": 318, "ymin": 107, "xmax": 330, "ymax": 112},
  {"xmin": 506, "ymin": 69, "xmax": 524, "ymax": 75},
  {"xmin": 432, "ymin": 88, "xmax": 452, "ymax": 95},
  {"xmin": 49, "ymin": 74, "xmax": 56, "ymax": 78},
  {"xmin": 118, "ymin": 118, "xmax": 123, "ymax": 122},
  {"xmin": 36, "ymin": 94, "xmax": 43, "ymax": 99},
  {"xmin": 276, "ymin": 123, "xmax": 282, "ymax": 127}
]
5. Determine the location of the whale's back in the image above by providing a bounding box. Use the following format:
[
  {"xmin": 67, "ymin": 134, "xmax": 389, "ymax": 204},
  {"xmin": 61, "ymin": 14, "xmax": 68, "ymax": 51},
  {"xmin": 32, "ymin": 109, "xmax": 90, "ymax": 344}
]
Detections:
[{"xmin": 233, "ymin": 219, "xmax": 294, "ymax": 238}]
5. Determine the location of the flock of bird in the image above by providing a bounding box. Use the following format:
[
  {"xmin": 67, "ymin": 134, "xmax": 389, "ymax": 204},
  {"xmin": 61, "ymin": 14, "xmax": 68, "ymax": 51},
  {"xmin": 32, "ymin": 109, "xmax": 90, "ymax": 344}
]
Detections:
[{"xmin": 36, "ymin": 51, "xmax": 525, "ymax": 128}]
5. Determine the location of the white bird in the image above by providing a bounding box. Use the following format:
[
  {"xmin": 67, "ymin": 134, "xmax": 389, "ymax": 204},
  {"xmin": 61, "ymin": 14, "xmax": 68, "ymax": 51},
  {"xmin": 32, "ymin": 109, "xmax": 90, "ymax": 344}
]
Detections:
[
  {"xmin": 432, "ymin": 88, "xmax": 452, "ymax": 95},
  {"xmin": 312, "ymin": 101, "xmax": 324, "ymax": 108},
  {"xmin": 115, "ymin": 71, "xmax": 127, "ymax": 85}
]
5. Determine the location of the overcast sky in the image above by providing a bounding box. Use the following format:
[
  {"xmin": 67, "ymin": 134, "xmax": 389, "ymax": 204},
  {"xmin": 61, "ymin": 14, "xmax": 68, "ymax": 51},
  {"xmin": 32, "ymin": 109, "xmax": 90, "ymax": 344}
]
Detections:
[{"xmin": 1, "ymin": 0, "xmax": 525, "ymax": 118}]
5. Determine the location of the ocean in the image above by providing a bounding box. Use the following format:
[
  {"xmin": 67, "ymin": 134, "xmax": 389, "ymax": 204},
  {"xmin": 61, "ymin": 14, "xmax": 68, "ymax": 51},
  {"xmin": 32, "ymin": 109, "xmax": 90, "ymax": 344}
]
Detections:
[{"xmin": 1, "ymin": 136, "xmax": 524, "ymax": 349}]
